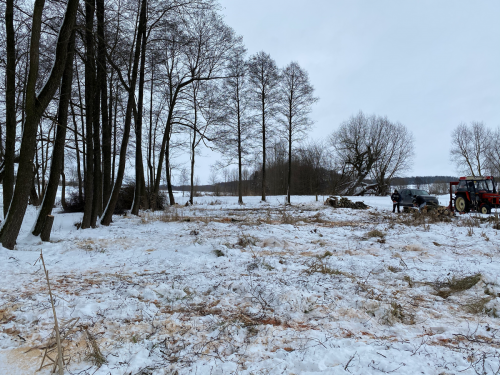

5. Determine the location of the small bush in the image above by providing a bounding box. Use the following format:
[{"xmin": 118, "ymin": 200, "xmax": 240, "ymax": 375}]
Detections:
[
  {"xmin": 366, "ymin": 229, "xmax": 385, "ymax": 238},
  {"xmin": 388, "ymin": 265, "xmax": 401, "ymax": 273},
  {"xmin": 381, "ymin": 301, "xmax": 415, "ymax": 325},
  {"xmin": 404, "ymin": 275, "xmax": 413, "ymax": 288},
  {"xmin": 464, "ymin": 297, "xmax": 493, "ymax": 314},
  {"xmin": 303, "ymin": 258, "xmax": 342, "ymax": 276},
  {"xmin": 63, "ymin": 191, "xmax": 85, "ymax": 213},
  {"xmin": 317, "ymin": 250, "xmax": 333, "ymax": 259},
  {"xmin": 113, "ymin": 182, "xmax": 135, "ymax": 214},
  {"xmin": 432, "ymin": 273, "xmax": 481, "ymax": 298},
  {"xmin": 213, "ymin": 249, "xmax": 225, "ymax": 257},
  {"xmin": 237, "ymin": 234, "xmax": 257, "ymax": 248}
]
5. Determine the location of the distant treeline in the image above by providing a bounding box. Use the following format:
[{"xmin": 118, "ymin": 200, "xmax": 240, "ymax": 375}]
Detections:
[{"xmin": 170, "ymin": 175, "xmax": 461, "ymax": 196}]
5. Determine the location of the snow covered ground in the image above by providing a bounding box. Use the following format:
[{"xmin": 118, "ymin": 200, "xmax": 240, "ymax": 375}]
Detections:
[{"xmin": 1, "ymin": 192, "xmax": 500, "ymax": 374}]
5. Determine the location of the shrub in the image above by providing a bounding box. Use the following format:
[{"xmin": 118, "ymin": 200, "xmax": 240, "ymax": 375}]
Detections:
[
  {"xmin": 432, "ymin": 273, "xmax": 481, "ymax": 298},
  {"xmin": 366, "ymin": 229, "xmax": 385, "ymax": 238},
  {"xmin": 63, "ymin": 191, "xmax": 85, "ymax": 213}
]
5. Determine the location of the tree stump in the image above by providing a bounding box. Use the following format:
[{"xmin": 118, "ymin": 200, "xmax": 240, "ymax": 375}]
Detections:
[{"xmin": 40, "ymin": 215, "xmax": 54, "ymax": 242}]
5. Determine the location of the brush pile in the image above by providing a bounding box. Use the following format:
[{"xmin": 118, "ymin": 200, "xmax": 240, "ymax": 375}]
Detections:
[
  {"xmin": 404, "ymin": 204, "xmax": 455, "ymax": 217},
  {"xmin": 324, "ymin": 196, "xmax": 369, "ymax": 210}
]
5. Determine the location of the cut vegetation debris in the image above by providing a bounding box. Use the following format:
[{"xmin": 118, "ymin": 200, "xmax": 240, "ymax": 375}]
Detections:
[
  {"xmin": 1, "ymin": 193, "xmax": 500, "ymax": 375},
  {"xmin": 324, "ymin": 196, "xmax": 369, "ymax": 209}
]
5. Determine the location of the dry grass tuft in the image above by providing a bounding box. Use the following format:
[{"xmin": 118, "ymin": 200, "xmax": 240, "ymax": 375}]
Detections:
[
  {"xmin": 212, "ymin": 249, "xmax": 225, "ymax": 257},
  {"xmin": 431, "ymin": 273, "xmax": 481, "ymax": 299},
  {"xmin": 303, "ymin": 258, "xmax": 342, "ymax": 276},
  {"xmin": 381, "ymin": 301, "xmax": 415, "ymax": 325},
  {"xmin": 317, "ymin": 250, "xmax": 333, "ymax": 259},
  {"xmin": 84, "ymin": 328, "xmax": 106, "ymax": 368},
  {"xmin": 237, "ymin": 234, "xmax": 257, "ymax": 248},
  {"xmin": 366, "ymin": 229, "xmax": 385, "ymax": 239},
  {"xmin": 464, "ymin": 297, "xmax": 493, "ymax": 315}
]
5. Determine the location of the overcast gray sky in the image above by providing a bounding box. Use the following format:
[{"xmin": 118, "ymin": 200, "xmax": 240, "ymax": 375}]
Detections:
[{"xmin": 192, "ymin": 0, "xmax": 500, "ymax": 184}]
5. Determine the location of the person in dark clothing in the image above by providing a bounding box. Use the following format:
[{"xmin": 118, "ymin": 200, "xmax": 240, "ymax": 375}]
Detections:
[
  {"xmin": 391, "ymin": 189, "xmax": 401, "ymax": 213},
  {"xmin": 414, "ymin": 194, "xmax": 426, "ymax": 211}
]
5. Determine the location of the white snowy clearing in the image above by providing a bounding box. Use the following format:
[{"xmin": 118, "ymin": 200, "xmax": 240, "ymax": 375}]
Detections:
[{"xmin": 1, "ymin": 193, "xmax": 500, "ymax": 375}]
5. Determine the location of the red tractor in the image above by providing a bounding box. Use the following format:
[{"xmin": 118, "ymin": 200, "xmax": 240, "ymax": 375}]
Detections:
[{"xmin": 449, "ymin": 176, "xmax": 500, "ymax": 214}]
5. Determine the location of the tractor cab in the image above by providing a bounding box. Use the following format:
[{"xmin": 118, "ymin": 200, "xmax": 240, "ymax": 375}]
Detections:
[{"xmin": 451, "ymin": 176, "xmax": 500, "ymax": 214}]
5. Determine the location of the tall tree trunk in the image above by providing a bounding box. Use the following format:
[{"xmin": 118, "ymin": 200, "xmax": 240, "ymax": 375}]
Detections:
[
  {"xmin": 0, "ymin": 0, "xmax": 78, "ymax": 249},
  {"xmin": 91, "ymin": 1, "xmax": 102, "ymax": 224},
  {"xmin": 147, "ymin": 62, "xmax": 154, "ymax": 203},
  {"xmin": 112, "ymin": 80, "xmax": 118, "ymax": 186},
  {"xmin": 131, "ymin": 14, "xmax": 148, "ymax": 215},
  {"xmin": 261, "ymin": 99, "xmax": 266, "ymax": 201},
  {"xmin": 70, "ymin": 101, "xmax": 83, "ymax": 199},
  {"xmin": 189, "ymin": 96, "xmax": 197, "ymax": 205},
  {"xmin": 287, "ymin": 120, "xmax": 292, "ymax": 204},
  {"xmin": 101, "ymin": 0, "xmax": 146, "ymax": 226},
  {"xmin": 165, "ymin": 127, "xmax": 175, "ymax": 205},
  {"xmin": 61, "ymin": 170, "xmax": 67, "ymax": 210},
  {"xmin": 81, "ymin": 0, "xmax": 95, "ymax": 229},
  {"xmin": 3, "ymin": 0, "xmax": 16, "ymax": 218},
  {"xmin": 237, "ymin": 108, "xmax": 243, "ymax": 205},
  {"xmin": 97, "ymin": 0, "xmax": 111, "ymax": 206},
  {"xmin": 32, "ymin": 31, "xmax": 75, "ymax": 236}
]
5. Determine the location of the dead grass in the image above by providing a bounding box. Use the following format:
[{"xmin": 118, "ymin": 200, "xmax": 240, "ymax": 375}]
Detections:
[
  {"xmin": 302, "ymin": 258, "xmax": 342, "ymax": 276},
  {"xmin": 431, "ymin": 273, "xmax": 481, "ymax": 299},
  {"xmin": 84, "ymin": 328, "xmax": 106, "ymax": 368},
  {"xmin": 237, "ymin": 234, "xmax": 257, "ymax": 248},
  {"xmin": 212, "ymin": 249, "xmax": 225, "ymax": 257},
  {"xmin": 394, "ymin": 210, "xmax": 452, "ymax": 227},
  {"xmin": 366, "ymin": 229, "xmax": 385, "ymax": 239},
  {"xmin": 381, "ymin": 301, "xmax": 415, "ymax": 325},
  {"xmin": 280, "ymin": 208, "xmax": 299, "ymax": 225},
  {"xmin": 464, "ymin": 297, "xmax": 493, "ymax": 315}
]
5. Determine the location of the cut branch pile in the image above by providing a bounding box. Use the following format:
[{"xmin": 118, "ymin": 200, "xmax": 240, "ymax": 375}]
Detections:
[
  {"xmin": 324, "ymin": 196, "xmax": 369, "ymax": 210},
  {"xmin": 404, "ymin": 204, "xmax": 455, "ymax": 218}
]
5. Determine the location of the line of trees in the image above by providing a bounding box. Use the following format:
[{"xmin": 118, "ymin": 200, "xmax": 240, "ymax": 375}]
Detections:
[
  {"xmin": 0, "ymin": 0, "xmax": 322, "ymax": 249},
  {"xmin": 0, "ymin": 0, "xmax": 419, "ymax": 249},
  {"xmin": 450, "ymin": 121, "xmax": 500, "ymax": 177}
]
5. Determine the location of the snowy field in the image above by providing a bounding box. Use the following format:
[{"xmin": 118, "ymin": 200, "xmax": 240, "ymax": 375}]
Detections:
[{"xmin": 1, "ymin": 192, "xmax": 500, "ymax": 374}]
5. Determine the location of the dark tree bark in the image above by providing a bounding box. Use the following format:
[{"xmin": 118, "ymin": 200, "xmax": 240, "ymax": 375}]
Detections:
[
  {"xmin": 147, "ymin": 62, "xmax": 155, "ymax": 203},
  {"xmin": 165, "ymin": 127, "xmax": 175, "ymax": 205},
  {"xmin": 70, "ymin": 101, "xmax": 83, "ymax": 199},
  {"xmin": 0, "ymin": 0, "xmax": 78, "ymax": 249},
  {"xmin": 32, "ymin": 30, "xmax": 76, "ymax": 236},
  {"xmin": 91, "ymin": 0, "xmax": 103, "ymax": 224},
  {"xmin": 3, "ymin": 0, "xmax": 16, "ymax": 218},
  {"xmin": 82, "ymin": 0, "xmax": 96, "ymax": 229},
  {"xmin": 97, "ymin": 0, "xmax": 111, "ymax": 206},
  {"xmin": 40, "ymin": 215, "xmax": 54, "ymax": 242},
  {"xmin": 248, "ymin": 52, "xmax": 280, "ymax": 202},
  {"xmin": 101, "ymin": 0, "xmax": 146, "ymax": 226},
  {"xmin": 131, "ymin": 13, "xmax": 148, "ymax": 215}
]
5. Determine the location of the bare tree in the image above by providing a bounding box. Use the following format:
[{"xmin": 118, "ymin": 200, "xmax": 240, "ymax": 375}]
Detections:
[
  {"xmin": 3, "ymin": 0, "xmax": 16, "ymax": 218},
  {"xmin": 330, "ymin": 112, "xmax": 413, "ymax": 196},
  {"xmin": 33, "ymin": 30, "xmax": 76, "ymax": 236},
  {"xmin": 277, "ymin": 61, "xmax": 318, "ymax": 204},
  {"xmin": 329, "ymin": 112, "xmax": 382, "ymax": 195},
  {"xmin": 214, "ymin": 47, "xmax": 253, "ymax": 204},
  {"xmin": 297, "ymin": 140, "xmax": 328, "ymax": 201},
  {"xmin": 450, "ymin": 121, "xmax": 491, "ymax": 177},
  {"xmin": 371, "ymin": 118, "xmax": 414, "ymax": 195},
  {"xmin": 248, "ymin": 51, "xmax": 280, "ymax": 202},
  {"xmin": 152, "ymin": 8, "xmax": 239, "ymax": 207},
  {"xmin": 0, "ymin": 0, "xmax": 78, "ymax": 249},
  {"xmin": 486, "ymin": 127, "xmax": 500, "ymax": 177}
]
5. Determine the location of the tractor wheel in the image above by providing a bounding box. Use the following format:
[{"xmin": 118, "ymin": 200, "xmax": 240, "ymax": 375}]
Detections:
[
  {"xmin": 455, "ymin": 195, "xmax": 469, "ymax": 213},
  {"xmin": 480, "ymin": 204, "xmax": 491, "ymax": 215}
]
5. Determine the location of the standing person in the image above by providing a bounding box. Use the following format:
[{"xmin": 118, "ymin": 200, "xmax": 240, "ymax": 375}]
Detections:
[
  {"xmin": 391, "ymin": 189, "xmax": 401, "ymax": 213},
  {"xmin": 414, "ymin": 194, "xmax": 426, "ymax": 212}
]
